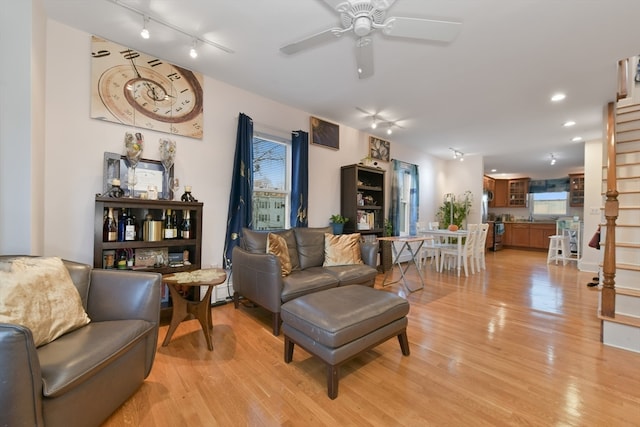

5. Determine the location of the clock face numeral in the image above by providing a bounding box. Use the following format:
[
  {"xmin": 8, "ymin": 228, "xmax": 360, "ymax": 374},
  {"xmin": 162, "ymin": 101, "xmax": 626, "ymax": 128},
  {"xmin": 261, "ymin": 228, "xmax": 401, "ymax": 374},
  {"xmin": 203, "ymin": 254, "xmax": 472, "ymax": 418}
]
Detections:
[{"xmin": 90, "ymin": 36, "xmax": 204, "ymax": 139}]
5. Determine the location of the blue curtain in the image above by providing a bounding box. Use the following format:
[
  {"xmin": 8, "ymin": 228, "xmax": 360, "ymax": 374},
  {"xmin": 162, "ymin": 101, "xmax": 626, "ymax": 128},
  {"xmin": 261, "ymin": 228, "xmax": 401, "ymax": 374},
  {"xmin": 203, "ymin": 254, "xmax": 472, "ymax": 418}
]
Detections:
[
  {"xmin": 223, "ymin": 113, "xmax": 253, "ymax": 269},
  {"xmin": 390, "ymin": 159, "xmax": 419, "ymax": 236},
  {"xmin": 290, "ymin": 130, "xmax": 308, "ymax": 227}
]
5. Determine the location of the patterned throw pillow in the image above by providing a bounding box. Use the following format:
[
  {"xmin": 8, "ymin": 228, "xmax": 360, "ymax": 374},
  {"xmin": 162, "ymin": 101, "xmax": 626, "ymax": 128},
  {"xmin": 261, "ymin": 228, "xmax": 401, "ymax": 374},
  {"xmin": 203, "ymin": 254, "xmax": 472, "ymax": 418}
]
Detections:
[
  {"xmin": 267, "ymin": 233, "xmax": 292, "ymax": 277},
  {"xmin": 323, "ymin": 233, "xmax": 364, "ymax": 266},
  {"xmin": 0, "ymin": 257, "xmax": 91, "ymax": 347}
]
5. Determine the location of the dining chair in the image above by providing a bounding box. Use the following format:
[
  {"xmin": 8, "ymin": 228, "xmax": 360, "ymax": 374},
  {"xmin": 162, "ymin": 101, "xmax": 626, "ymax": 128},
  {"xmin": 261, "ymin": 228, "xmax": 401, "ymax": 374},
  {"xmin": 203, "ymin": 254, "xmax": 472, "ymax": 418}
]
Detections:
[
  {"xmin": 439, "ymin": 224, "xmax": 478, "ymax": 277},
  {"xmin": 472, "ymin": 223, "xmax": 490, "ymax": 271},
  {"xmin": 419, "ymin": 221, "xmax": 444, "ymax": 271}
]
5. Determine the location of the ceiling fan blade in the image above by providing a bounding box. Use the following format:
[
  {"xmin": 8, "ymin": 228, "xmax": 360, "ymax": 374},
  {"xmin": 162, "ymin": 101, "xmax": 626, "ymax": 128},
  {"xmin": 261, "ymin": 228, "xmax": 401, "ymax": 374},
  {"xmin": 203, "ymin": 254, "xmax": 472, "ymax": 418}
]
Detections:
[
  {"xmin": 371, "ymin": 0, "xmax": 397, "ymax": 11},
  {"xmin": 280, "ymin": 27, "xmax": 344, "ymax": 55},
  {"xmin": 320, "ymin": 0, "xmax": 351, "ymax": 13},
  {"xmin": 355, "ymin": 37, "xmax": 374, "ymax": 79},
  {"xmin": 382, "ymin": 16, "xmax": 461, "ymax": 42}
]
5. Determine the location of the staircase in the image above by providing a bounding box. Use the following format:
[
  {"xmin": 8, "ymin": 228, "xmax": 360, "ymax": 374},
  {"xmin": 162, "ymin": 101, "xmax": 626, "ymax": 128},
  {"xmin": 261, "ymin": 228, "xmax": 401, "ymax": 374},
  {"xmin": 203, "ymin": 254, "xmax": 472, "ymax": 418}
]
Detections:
[{"xmin": 599, "ymin": 102, "xmax": 640, "ymax": 352}]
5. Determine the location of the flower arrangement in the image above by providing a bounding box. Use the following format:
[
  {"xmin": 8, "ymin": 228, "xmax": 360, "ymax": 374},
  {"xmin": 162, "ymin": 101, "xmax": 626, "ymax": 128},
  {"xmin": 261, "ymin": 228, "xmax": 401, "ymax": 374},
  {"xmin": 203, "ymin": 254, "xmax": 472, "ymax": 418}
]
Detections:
[
  {"xmin": 437, "ymin": 190, "xmax": 473, "ymax": 229},
  {"xmin": 159, "ymin": 138, "xmax": 176, "ymax": 169}
]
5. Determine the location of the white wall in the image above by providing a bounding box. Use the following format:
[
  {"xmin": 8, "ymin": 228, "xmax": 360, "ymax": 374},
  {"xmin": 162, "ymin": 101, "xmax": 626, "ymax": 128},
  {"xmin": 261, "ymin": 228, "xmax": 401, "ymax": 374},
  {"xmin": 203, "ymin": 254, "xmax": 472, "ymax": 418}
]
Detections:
[
  {"xmin": 38, "ymin": 20, "xmax": 450, "ymax": 266},
  {"xmin": 0, "ymin": 0, "xmax": 46, "ymax": 255},
  {"xmin": 580, "ymin": 138, "xmax": 604, "ymax": 272}
]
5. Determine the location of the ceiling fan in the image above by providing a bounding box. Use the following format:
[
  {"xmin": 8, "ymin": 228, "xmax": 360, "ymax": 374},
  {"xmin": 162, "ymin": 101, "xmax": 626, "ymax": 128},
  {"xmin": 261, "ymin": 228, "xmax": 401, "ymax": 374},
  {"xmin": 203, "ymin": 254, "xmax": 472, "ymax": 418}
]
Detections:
[{"xmin": 280, "ymin": 0, "xmax": 461, "ymax": 79}]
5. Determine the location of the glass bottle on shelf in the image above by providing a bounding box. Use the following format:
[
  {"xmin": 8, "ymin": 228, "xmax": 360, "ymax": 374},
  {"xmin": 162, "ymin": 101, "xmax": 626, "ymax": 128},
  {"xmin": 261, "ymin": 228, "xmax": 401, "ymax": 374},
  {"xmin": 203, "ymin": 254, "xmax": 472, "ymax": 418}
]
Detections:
[
  {"xmin": 117, "ymin": 209, "xmax": 127, "ymax": 242},
  {"xmin": 163, "ymin": 208, "xmax": 177, "ymax": 239},
  {"xmin": 103, "ymin": 207, "xmax": 117, "ymax": 242},
  {"xmin": 181, "ymin": 186, "xmax": 197, "ymax": 202},
  {"xmin": 181, "ymin": 210, "xmax": 192, "ymax": 239},
  {"xmin": 125, "ymin": 209, "xmax": 136, "ymax": 241}
]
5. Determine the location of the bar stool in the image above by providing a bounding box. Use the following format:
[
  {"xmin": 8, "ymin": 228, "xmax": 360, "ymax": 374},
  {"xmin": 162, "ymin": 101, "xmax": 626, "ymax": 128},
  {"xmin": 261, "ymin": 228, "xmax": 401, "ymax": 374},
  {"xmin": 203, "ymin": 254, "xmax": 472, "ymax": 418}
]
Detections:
[{"xmin": 547, "ymin": 235, "xmax": 569, "ymax": 265}]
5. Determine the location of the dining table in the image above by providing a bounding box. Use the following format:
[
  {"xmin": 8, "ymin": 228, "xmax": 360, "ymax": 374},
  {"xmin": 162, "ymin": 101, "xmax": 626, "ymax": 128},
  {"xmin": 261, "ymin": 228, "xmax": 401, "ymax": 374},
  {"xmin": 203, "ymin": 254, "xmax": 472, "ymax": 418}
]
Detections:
[{"xmin": 418, "ymin": 229, "xmax": 469, "ymax": 277}]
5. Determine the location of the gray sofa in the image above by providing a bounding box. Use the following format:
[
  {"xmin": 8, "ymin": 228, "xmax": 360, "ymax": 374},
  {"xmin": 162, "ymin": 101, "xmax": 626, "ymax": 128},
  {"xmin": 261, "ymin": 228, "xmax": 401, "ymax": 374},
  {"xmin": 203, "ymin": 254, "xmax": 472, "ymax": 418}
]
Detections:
[
  {"xmin": 0, "ymin": 256, "xmax": 162, "ymax": 427},
  {"xmin": 232, "ymin": 227, "xmax": 378, "ymax": 335}
]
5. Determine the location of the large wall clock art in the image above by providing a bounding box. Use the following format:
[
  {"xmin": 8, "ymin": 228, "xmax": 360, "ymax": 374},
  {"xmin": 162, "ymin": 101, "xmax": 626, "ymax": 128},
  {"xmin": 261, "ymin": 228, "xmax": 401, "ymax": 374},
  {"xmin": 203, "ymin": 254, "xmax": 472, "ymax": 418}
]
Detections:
[{"xmin": 90, "ymin": 36, "xmax": 204, "ymax": 139}]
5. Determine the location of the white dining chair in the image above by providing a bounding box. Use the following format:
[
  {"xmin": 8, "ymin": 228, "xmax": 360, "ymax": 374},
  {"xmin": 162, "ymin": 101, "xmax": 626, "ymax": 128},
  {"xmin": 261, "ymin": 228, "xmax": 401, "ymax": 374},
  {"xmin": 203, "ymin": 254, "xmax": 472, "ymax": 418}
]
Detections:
[
  {"xmin": 439, "ymin": 224, "xmax": 478, "ymax": 277},
  {"xmin": 472, "ymin": 223, "xmax": 490, "ymax": 271}
]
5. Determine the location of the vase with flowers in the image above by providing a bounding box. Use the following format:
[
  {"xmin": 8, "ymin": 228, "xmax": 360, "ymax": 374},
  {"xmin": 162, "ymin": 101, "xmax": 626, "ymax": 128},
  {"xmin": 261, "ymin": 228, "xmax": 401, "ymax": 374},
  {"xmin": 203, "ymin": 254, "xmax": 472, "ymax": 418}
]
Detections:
[{"xmin": 159, "ymin": 138, "xmax": 176, "ymax": 200}]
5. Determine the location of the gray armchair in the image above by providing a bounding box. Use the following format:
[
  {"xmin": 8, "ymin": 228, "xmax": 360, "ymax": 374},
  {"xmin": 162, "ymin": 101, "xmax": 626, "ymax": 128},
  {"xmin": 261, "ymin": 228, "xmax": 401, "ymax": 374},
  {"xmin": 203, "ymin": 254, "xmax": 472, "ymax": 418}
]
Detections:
[{"xmin": 0, "ymin": 256, "xmax": 162, "ymax": 427}]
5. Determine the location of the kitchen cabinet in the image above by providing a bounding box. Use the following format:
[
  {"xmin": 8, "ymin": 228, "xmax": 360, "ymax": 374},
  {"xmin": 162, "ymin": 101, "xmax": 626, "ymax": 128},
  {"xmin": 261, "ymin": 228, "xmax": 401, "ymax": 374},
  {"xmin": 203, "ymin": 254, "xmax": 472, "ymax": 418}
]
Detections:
[
  {"xmin": 493, "ymin": 179, "xmax": 509, "ymax": 207},
  {"xmin": 503, "ymin": 222, "xmax": 556, "ymax": 250},
  {"xmin": 510, "ymin": 223, "xmax": 530, "ymax": 247},
  {"xmin": 503, "ymin": 223, "xmax": 512, "ymax": 246},
  {"xmin": 530, "ymin": 223, "xmax": 556, "ymax": 249},
  {"xmin": 508, "ymin": 178, "xmax": 529, "ymax": 207},
  {"xmin": 569, "ymin": 173, "xmax": 585, "ymax": 207}
]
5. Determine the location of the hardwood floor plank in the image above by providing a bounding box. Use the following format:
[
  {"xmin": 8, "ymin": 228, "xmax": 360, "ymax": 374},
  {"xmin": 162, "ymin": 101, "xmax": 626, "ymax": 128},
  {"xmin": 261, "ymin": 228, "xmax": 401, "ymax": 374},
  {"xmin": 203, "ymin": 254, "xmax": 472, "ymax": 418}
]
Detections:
[{"xmin": 103, "ymin": 249, "xmax": 640, "ymax": 426}]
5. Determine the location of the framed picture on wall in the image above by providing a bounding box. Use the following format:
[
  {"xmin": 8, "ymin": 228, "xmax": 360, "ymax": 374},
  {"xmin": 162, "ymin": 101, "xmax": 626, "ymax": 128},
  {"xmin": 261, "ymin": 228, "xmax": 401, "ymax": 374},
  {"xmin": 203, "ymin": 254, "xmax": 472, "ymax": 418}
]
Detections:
[
  {"xmin": 310, "ymin": 116, "xmax": 339, "ymax": 150},
  {"xmin": 369, "ymin": 136, "xmax": 391, "ymax": 162},
  {"xmin": 90, "ymin": 36, "xmax": 204, "ymax": 139}
]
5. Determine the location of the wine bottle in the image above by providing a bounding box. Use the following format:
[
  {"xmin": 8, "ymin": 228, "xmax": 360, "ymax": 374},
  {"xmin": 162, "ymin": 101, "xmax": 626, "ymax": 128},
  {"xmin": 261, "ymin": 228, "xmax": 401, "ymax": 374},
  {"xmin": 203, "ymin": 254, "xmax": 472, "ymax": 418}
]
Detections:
[
  {"xmin": 170, "ymin": 209, "xmax": 178, "ymax": 239},
  {"xmin": 125, "ymin": 209, "xmax": 136, "ymax": 241},
  {"xmin": 103, "ymin": 207, "xmax": 117, "ymax": 242},
  {"xmin": 181, "ymin": 210, "xmax": 192, "ymax": 239},
  {"xmin": 164, "ymin": 208, "xmax": 175, "ymax": 239},
  {"xmin": 117, "ymin": 209, "xmax": 127, "ymax": 242}
]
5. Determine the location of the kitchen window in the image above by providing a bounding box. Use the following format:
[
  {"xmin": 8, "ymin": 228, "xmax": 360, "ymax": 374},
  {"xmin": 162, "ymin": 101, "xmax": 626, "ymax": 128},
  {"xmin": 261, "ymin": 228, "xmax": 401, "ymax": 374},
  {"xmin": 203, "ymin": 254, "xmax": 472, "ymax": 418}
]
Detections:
[{"xmin": 529, "ymin": 191, "xmax": 569, "ymax": 217}]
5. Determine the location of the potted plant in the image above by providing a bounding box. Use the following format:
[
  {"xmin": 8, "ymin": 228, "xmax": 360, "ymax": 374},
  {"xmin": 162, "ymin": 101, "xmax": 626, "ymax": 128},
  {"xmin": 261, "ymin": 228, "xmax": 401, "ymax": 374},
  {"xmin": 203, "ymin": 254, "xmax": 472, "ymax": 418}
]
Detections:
[
  {"xmin": 437, "ymin": 190, "xmax": 473, "ymax": 229},
  {"xmin": 330, "ymin": 214, "xmax": 349, "ymax": 234}
]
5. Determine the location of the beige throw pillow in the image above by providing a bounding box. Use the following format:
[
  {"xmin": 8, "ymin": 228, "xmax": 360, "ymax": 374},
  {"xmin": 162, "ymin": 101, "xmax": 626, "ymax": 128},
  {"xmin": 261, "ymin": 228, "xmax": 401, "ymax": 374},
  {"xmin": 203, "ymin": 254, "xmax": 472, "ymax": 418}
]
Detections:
[
  {"xmin": 0, "ymin": 257, "xmax": 91, "ymax": 347},
  {"xmin": 323, "ymin": 233, "xmax": 364, "ymax": 266},
  {"xmin": 267, "ymin": 233, "xmax": 292, "ymax": 277}
]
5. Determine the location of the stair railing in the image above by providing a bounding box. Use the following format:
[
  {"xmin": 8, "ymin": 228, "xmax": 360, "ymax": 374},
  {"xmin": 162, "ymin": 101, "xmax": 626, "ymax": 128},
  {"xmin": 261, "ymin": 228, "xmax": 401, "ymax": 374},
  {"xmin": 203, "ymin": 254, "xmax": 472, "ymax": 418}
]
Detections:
[{"xmin": 601, "ymin": 102, "xmax": 618, "ymax": 318}]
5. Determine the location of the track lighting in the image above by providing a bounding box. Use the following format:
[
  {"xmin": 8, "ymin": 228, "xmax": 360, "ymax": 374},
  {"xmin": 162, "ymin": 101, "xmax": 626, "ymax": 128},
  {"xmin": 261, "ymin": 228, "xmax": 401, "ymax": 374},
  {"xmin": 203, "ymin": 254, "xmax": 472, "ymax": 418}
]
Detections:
[
  {"xmin": 450, "ymin": 148, "xmax": 464, "ymax": 161},
  {"xmin": 550, "ymin": 154, "xmax": 557, "ymax": 165},
  {"xmin": 189, "ymin": 39, "xmax": 198, "ymax": 58},
  {"xmin": 107, "ymin": 0, "xmax": 234, "ymax": 54},
  {"xmin": 371, "ymin": 116, "xmax": 377, "ymax": 129},
  {"xmin": 140, "ymin": 16, "xmax": 150, "ymax": 39},
  {"xmin": 386, "ymin": 125, "xmax": 392, "ymax": 135}
]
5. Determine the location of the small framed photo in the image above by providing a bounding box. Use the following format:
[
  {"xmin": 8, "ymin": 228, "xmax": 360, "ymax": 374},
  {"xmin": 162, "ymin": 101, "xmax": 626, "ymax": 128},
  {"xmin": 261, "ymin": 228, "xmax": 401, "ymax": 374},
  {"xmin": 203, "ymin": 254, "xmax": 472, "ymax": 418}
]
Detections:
[
  {"xmin": 369, "ymin": 136, "xmax": 391, "ymax": 162},
  {"xmin": 310, "ymin": 116, "xmax": 339, "ymax": 150}
]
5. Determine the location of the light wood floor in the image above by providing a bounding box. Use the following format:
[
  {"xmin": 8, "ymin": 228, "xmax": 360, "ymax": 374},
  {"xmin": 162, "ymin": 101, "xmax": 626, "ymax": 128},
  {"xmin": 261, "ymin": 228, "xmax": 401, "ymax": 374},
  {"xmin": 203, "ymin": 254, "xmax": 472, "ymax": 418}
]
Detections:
[{"xmin": 103, "ymin": 249, "xmax": 640, "ymax": 426}]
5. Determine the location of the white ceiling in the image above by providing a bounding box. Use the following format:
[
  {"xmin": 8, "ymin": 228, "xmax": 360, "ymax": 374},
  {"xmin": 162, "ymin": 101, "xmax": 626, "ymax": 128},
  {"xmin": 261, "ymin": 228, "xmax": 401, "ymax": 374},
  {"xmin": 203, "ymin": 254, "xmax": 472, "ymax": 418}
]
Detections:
[{"xmin": 43, "ymin": 0, "xmax": 640, "ymax": 178}]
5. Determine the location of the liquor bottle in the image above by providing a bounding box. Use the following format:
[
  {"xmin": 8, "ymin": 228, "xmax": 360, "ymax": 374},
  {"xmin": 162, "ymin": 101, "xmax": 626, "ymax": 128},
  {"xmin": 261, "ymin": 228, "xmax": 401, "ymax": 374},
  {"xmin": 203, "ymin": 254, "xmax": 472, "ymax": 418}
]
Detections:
[
  {"xmin": 125, "ymin": 209, "xmax": 136, "ymax": 241},
  {"xmin": 163, "ymin": 209, "xmax": 176, "ymax": 239},
  {"xmin": 103, "ymin": 207, "xmax": 117, "ymax": 242},
  {"xmin": 181, "ymin": 186, "xmax": 197, "ymax": 202},
  {"xmin": 117, "ymin": 209, "xmax": 127, "ymax": 242},
  {"xmin": 181, "ymin": 210, "xmax": 192, "ymax": 239}
]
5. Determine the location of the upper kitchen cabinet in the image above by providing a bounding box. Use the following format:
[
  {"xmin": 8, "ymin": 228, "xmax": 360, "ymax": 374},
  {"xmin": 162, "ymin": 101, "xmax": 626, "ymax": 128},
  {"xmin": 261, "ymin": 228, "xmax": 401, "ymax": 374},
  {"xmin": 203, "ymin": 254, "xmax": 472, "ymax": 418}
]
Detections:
[
  {"xmin": 569, "ymin": 173, "xmax": 585, "ymax": 207},
  {"xmin": 493, "ymin": 179, "xmax": 509, "ymax": 207},
  {"xmin": 508, "ymin": 178, "xmax": 529, "ymax": 207}
]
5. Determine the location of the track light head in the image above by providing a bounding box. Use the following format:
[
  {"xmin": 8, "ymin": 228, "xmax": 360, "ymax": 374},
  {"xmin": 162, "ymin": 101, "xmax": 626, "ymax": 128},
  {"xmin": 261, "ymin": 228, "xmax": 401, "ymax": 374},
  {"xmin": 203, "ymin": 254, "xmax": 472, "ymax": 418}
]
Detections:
[
  {"xmin": 189, "ymin": 39, "xmax": 198, "ymax": 58},
  {"xmin": 140, "ymin": 16, "xmax": 150, "ymax": 39}
]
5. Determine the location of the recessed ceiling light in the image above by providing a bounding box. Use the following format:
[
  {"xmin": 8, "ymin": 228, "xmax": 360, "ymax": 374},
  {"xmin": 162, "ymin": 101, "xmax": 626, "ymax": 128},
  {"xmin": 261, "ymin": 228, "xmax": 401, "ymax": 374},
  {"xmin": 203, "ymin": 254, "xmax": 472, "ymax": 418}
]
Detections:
[
  {"xmin": 571, "ymin": 136, "xmax": 583, "ymax": 142},
  {"xmin": 563, "ymin": 120, "xmax": 576, "ymax": 127},
  {"xmin": 551, "ymin": 93, "xmax": 566, "ymax": 102}
]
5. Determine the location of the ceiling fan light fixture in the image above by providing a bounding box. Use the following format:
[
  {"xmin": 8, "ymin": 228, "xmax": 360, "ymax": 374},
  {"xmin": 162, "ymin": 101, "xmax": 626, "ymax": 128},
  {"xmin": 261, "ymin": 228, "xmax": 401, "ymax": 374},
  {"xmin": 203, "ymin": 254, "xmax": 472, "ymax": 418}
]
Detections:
[{"xmin": 353, "ymin": 16, "xmax": 372, "ymax": 37}]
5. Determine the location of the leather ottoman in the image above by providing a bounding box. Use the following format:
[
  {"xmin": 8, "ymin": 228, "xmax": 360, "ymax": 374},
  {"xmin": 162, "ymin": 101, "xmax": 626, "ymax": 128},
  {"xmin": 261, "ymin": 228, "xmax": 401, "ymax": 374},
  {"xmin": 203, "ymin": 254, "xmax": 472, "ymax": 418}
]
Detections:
[{"xmin": 281, "ymin": 285, "xmax": 410, "ymax": 399}]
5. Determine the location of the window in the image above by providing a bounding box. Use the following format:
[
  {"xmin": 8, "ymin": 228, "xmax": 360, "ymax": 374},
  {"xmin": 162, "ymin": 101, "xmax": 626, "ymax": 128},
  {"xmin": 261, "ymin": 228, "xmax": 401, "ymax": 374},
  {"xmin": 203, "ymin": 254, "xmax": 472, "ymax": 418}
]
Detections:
[
  {"xmin": 252, "ymin": 135, "xmax": 290, "ymax": 230},
  {"xmin": 530, "ymin": 191, "xmax": 568, "ymax": 217}
]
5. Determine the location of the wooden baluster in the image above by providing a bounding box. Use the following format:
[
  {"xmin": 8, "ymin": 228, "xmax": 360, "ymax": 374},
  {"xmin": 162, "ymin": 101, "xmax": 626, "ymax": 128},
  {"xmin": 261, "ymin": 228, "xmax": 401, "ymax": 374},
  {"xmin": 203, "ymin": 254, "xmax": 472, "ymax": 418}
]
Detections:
[{"xmin": 601, "ymin": 102, "xmax": 618, "ymax": 319}]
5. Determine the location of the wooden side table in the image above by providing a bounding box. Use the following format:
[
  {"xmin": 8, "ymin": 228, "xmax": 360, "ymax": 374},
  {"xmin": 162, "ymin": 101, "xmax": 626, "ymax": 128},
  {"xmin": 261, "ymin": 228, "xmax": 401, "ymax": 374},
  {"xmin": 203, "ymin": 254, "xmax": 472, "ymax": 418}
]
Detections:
[{"xmin": 161, "ymin": 268, "xmax": 227, "ymax": 351}]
